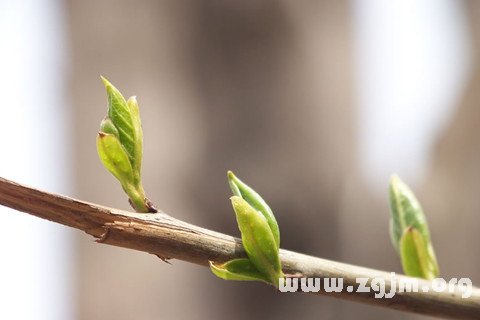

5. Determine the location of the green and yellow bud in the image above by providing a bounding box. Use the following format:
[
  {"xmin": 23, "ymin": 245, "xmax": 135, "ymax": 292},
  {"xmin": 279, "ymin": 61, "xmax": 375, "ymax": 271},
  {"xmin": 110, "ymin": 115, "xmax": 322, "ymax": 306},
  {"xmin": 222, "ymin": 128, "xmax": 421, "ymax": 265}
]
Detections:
[
  {"xmin": 97, "ymin": 77, "xmax": 156, "ymax": 213},
  {"xmin": 388, "ymin": 174, "xmax": 439, "ymax": 279},
  {"xmin": 227, "ymin": 171, "xmax": 280, "ymax": 249},
  {"xmin": 230, "ymin": 196, "xmax": 283, "ymax": 286}
]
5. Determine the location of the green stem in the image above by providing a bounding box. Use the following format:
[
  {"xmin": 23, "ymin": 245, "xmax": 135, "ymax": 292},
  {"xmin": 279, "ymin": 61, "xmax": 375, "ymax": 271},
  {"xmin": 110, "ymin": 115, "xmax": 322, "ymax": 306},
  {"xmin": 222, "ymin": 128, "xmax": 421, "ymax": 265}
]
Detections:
[{"xmin": 122, "ymin": 182, "xmax": 155, "ymax": 213}]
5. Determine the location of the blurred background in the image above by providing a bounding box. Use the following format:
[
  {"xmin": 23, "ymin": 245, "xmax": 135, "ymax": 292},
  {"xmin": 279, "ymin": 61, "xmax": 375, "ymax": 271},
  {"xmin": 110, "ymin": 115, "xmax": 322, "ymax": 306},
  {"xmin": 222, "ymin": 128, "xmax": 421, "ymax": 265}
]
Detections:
[{"xmin": 0, "ymin": 0, "xmax": 479, "ymax": 319}]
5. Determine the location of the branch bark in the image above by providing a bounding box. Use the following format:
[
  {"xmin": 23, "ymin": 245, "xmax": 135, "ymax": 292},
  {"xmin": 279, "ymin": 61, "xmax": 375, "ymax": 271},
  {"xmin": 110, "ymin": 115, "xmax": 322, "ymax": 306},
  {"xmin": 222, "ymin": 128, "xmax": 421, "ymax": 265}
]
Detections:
[{"xmin": 0, "ymin": 176, "xmax": 478, "ymax": 319}]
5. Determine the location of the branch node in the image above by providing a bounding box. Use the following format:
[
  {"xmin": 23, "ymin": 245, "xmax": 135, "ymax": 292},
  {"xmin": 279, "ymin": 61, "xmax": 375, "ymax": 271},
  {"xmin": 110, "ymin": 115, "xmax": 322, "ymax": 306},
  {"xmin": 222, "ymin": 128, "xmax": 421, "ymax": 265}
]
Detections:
[{"xmin": 96, "ymin": 226, "xmax": 111, "ymax": 243}]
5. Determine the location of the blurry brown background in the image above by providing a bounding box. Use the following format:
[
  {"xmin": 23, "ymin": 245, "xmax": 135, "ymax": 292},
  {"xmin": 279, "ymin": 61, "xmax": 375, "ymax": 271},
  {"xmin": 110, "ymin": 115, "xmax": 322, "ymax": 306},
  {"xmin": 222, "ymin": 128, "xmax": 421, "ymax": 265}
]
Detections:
[{"xmin": 1, "ymin": 0, "xmax": 479, "ymax": 319}]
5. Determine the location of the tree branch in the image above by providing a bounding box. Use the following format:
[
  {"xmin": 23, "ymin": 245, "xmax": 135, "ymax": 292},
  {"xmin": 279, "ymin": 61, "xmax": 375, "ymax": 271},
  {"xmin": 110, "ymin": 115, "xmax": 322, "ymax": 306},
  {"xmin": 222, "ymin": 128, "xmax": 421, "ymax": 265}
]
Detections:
[{"xmin": 0, "ymin": 176, "xmax": 478, "ymax": 319}]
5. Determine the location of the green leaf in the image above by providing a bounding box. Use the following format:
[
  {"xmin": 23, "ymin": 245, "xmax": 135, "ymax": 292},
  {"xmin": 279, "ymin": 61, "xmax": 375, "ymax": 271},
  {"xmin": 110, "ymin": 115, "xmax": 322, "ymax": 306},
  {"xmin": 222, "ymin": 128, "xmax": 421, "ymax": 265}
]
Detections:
[
  {"xmin": 96, "ymin": 132, "xmax": 134, "ymax": 185},
  {"xmin": 388, "ymin": 174, "xmax": 439, "ymax": 279},
  {"xmin": 227, "ymin": 171, "xmax": 280, "ymax": 249},
  {"xmin": 400, "ymin": 227, "xmax": 438, "ymax": 279},
  {"xmin": 126, "ymin": 96, "xmax": 143, "ymax": 183},
  {"xmin": 209, "ymin": 259, "xmax": 271, "ymax": 283},
  {"xmin": 230, "ymin": 196, "xmax": 283, "ymax": 286}
]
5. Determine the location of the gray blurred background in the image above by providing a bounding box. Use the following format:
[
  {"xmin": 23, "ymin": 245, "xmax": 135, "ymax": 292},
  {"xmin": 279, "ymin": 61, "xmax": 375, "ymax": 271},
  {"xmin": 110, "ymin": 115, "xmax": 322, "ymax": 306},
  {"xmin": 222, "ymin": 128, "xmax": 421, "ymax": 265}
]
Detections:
[{"xmin": 0, "ymin": 0, "xmax": 479, "ymax": 319}]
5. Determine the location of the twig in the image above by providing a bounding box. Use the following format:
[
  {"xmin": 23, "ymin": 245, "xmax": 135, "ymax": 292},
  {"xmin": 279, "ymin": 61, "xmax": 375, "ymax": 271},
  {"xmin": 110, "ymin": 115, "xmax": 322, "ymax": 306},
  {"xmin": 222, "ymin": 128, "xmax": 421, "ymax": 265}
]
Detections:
[{"xmin": 0, "ymin": 176, "xmax": 478, "ymax": 319}]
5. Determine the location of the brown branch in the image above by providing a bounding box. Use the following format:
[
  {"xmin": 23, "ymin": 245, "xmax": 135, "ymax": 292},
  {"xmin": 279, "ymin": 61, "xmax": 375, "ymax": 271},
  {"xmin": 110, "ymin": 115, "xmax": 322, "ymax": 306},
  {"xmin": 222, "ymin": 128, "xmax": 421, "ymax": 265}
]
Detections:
[{"xmin": 0, "ymin": 176, "xmax": 478, "ymax": 319}]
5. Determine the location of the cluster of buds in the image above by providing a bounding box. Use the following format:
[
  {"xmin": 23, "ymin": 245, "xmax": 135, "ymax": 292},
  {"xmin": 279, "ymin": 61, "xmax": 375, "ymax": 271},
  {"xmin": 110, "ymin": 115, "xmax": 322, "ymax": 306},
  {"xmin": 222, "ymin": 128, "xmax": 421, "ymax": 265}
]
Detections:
[{"xmin": 210, "ymin": 171, "xmax": 284, "ymax": 287}]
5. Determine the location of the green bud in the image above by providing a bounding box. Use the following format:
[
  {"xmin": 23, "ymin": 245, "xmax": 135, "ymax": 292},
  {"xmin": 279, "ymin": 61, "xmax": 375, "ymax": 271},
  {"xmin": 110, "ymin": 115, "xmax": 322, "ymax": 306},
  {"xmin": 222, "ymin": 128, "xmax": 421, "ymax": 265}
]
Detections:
[
  {"xmin": 230, "ymin": 196, "xmax": 283, "ymax": 286},
  {"xmin": 209, "ymin": 258, "xmax": 270, "ymax": 283},
  {"xmin": 388, "ymin": 174, "xmax": 439, "ymax": 279},
  {"xmin": 400, "ymin": 227, "xmax": 438, "ymax": 279},
  {"xmin": 227, "ymin": 171, "xmax": 280, "ymax": 249},
  {"xmin": 97, "ymin": 77, "xmax": 156, "ymax": 213}
]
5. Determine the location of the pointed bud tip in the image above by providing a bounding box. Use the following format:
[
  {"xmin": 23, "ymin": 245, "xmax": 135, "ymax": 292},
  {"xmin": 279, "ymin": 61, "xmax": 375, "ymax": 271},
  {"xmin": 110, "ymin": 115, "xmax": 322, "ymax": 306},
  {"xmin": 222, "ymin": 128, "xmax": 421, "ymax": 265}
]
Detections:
[
  {"xmin": 390, "ymin": 173, "xmax": 401, "ymax": 185},
  {"xmin": 127, "ymin": 95, "xmax": 138, "ymax": 106},
  {"xmin": 389, "ymin": 174, "xmax": 413, "ymax": 195},
  {"xmin": 100, "ymin": 75, "xmax": 109, "ymax": 86},
  {"xmin": 100, "ymin": 76, "xmax": 116, "ymax": 93},
  {"xmin": 227, "ymin": 170, "xmax": 235, "ymax": 180},
  {"xmin": 209, "ymin": 260, "xmax": 224, "ymax": 270},
  {"xmin": 389, "ymin": 174, "xmax": 408, "ymax": 193},
  {"xmin": 230, "ymin": 195, "xmax": 245, "ymax": 208}
]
